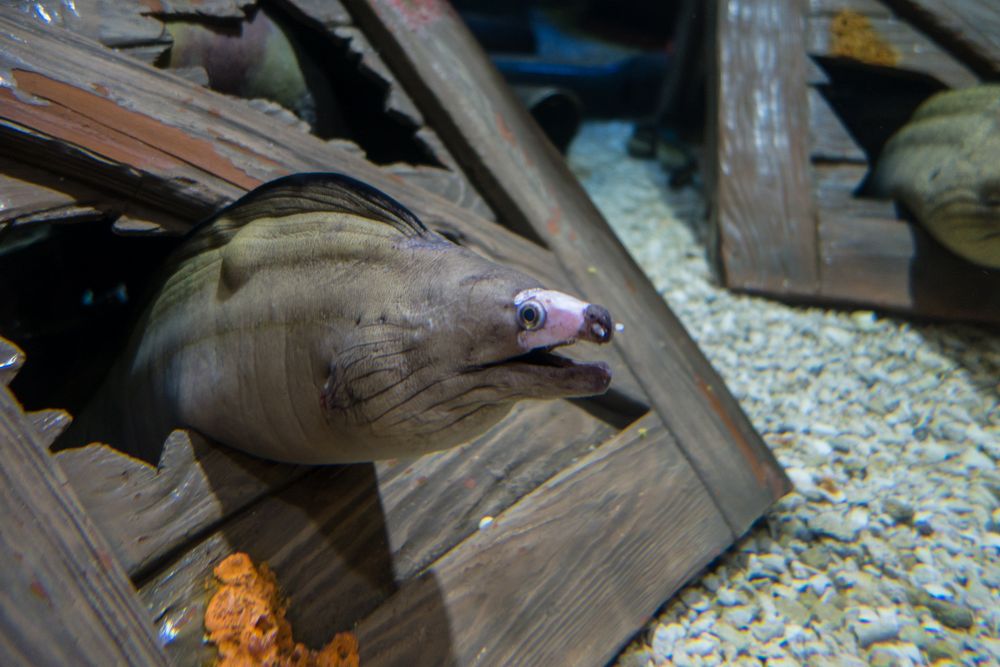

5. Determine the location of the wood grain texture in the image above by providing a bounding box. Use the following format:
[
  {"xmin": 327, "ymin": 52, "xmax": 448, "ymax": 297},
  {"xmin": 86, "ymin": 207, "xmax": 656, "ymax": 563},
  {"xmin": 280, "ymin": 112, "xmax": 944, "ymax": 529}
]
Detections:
[
  {"xmin": 879, "ymin": 0, "xmax": 1000, "ymax": 77},
  {"xmin": 809, "ymin": 89, "xmax": 866, "ymax": 163},
  {"xmin": 711, "ymin": 0, "xmax": 820, "ymax": 296},
  {"xmin": 140, "ymin": 400, "xmax": 623, "ymax": 664},
  {"xmin": 55, "ymin": 431, "xmax": 307, "ymax": 578},
  {"xmin": 0, "ymin": 384, "xmax": 169, "ymax": 667},
  {"xmin": 356, "ymin": 415, "xmax": 732, "ymax": 667},
  {"xmin": 275, "ymin": 0, "xmax": 495, "ymax": 218},
  {"xmin": 806, "ymin": 13, "xmax": 979, "ymax": 89},
  {"xmin": 0, "ymin": 157, "xmax": 188, "ymax": 232},
  {"xmin": 345, "ymin": 0, "xmax": 788, "ymax": 538},
  {"xmin": 814, "ymin": 164, "xmax": 1000, "ymax": 321}
]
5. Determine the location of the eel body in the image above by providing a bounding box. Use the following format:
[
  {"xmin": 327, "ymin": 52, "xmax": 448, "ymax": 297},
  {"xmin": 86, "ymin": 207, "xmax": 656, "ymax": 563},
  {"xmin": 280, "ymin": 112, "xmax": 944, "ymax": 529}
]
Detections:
[
  {"xmin": 871, "ymin": 85, "xmax": 1000, "ymax": 269},
  {"xmin": 64, "ymin": 174, "xmax": 614, "ymax": 464}
]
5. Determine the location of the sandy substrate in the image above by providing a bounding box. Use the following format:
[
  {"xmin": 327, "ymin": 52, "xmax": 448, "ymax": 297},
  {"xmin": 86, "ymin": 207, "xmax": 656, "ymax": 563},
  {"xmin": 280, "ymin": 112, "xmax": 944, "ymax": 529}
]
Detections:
[{"xmin": 567, "ymin": 122, "xmax": 999, "ymax": 667}]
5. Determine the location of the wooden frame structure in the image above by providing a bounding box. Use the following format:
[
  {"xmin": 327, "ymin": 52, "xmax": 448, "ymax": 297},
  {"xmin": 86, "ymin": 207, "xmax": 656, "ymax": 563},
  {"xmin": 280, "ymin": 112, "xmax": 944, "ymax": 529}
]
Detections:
[
  {"xmin": 709, "ymin": 0, "xmax": 1000, "ymax": 323},
  {"xmin": 0, "ymin": 3, "xmax": 789, "ymax": 664}
]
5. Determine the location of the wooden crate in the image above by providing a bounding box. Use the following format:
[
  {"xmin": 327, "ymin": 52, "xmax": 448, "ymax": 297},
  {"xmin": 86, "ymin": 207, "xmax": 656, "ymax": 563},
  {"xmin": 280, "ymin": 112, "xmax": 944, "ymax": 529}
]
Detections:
[
  {"xmin": 0, "ymin": 3, "xmax": 789, "ymax": 665},
  {"xmin": 709, "ymin": 0, "xmax": 1000, "ymax": 323}
]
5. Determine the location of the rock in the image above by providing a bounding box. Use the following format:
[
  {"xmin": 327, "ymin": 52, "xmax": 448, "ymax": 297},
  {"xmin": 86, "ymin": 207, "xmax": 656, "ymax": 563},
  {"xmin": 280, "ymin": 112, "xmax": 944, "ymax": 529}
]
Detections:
[
  {"xmin": 848, "ymin": 606, "xmax": 900, "ymax": 648},
  {"xmin": 722, "ymin": 605, "xmax": 758, "ymax": 629},
  {"xmin": 749, "ymin": 618, "xmax": 784, "ymax": 643},
  {"xmin": 908, "ymin": 589, "xmax": 974, "ymax": 629},
  {"xmin": 774, "ymin": 597, "xmax": 812, "ymax": 626},
  {"xmin": 617, "ymin": 645, "xmax": 655, "ymax": 667},
  {"xmin": 800, "ymin": 545, "xmax": 834, "ymax": 569},
  {"xmin": 807, "ymin": 574, "xmax": 833, "ymax": 596},
  {"xmin": 651, "ymin": 622, "xmax": 686, "ymax": 658},
  {"xmin": 809, "ymin": 510, "xmax": 863, "ymax": 542},
  {"xmin": 883, "ymin": 497, "xmax": 915, "ymax": 524},
  {"xmin": 924, "ymin": 638, "xmax": 961, "ymax": 662},
  {"xmin": 716, "ymin": 586, "xmax": 743, "ymax": 607},
  {"xmin": 912, "ymin": 511, "xmax": 935, "ymax": 536},
  {"xmin": 681, "ymin": 635, "xmax": 719, "ymax": 657}
]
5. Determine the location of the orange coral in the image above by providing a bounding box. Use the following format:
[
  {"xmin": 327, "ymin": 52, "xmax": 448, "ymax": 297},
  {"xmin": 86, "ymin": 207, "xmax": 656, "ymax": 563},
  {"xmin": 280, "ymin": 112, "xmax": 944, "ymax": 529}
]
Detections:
[
  {"xmin": 205, "ymin": 553, "xmax": 359, "ymax": 667},
  {"xmin": 829, "ymin": 9, "xmax": 899, "ymax": 66}
]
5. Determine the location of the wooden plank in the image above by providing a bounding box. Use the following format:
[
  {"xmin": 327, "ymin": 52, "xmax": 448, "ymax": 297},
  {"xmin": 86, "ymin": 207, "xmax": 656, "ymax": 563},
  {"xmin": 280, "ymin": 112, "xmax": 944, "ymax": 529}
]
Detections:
[
  {"xmin": 275, "ymin": 0, "xmax": 497, "ymax": 220},
  {"xmin": 710, "ymin": 0, "xmax": 820, "ymax": 297},
  {"xmin": 356, "ymin": 415, "xmax": 732, "ymax": 667},
  {"xmin": 0, "ymin": 380, "xmax": 169, "ymax": 666},
  {"xmin": 807, "ymin": 14, "xmax": 979, "ymax": 89},
  {"xmin": 879, "ymin": 0, "xmax": 1000, "ymax": 77},
  {"xmin": 140, "ymin": 400, "xmax": 624, "ymax": 664},
  {"xmin": 814, "ymin": 164, "xmax": 1000, "ymax": 321},
  {"xmin": 809, "ymin": 0, "xmax": 891, "ymax": 18},
  {"xmin": 809, "ymin": 88, "xmax": 866, "ymax": 162},
  {"xmin": 54, "ymin": 432, "xmax": 307, "ymax": 578},
  {"xmin": 344, "ymin": 0, "xmax": 789, "ymax": 538},
  {"xmin": 0, "ymin": 157, "xmax": 188, "ymax": 233}
]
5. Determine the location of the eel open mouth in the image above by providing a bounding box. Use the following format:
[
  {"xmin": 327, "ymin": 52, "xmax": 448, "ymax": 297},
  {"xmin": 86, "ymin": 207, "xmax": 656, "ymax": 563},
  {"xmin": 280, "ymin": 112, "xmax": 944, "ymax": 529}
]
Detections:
[{"xmin": 483, "ymin": 342, "xmax": 612, "ymax": 397}]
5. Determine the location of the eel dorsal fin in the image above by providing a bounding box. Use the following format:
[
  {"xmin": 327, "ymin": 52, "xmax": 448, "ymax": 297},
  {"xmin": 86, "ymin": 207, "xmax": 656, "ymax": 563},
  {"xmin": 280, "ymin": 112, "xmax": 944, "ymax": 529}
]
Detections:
[
  {"xmin": 171, "ymin": 173, "xmax": 435, "ymax": 292},
  {"xmin": 180, "ymin": 172, "xmax": 429, "ymax": 256}
]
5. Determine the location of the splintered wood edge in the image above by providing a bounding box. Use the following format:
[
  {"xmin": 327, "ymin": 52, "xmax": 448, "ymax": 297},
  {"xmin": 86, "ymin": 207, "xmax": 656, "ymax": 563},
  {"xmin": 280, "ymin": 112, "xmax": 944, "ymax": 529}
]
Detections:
[
  {"xmin": 0, "ymin": 386, "xmax": 169, "ymax": 666},
  {"xmin": 54, "ymin": 430, "xmax": 307, "ymax": 578},
  {"xmin": 137, "ymin": 399, "xmax": 625, "ymax": 662},
  {"xmin": 0, "ymin": 337, "xmax": 24, "ymax": 387},
  {"xmin": 356, "ymin": 415, "xmax": 733, "ymax": 666}
]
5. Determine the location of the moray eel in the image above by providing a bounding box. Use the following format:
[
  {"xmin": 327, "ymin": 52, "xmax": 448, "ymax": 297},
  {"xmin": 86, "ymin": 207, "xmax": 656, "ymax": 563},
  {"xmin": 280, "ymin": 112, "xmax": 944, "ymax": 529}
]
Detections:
[
  {"xmin": 64, "ymin": 174, "xmax": 614, "ymax": 464},
  {"xmin": 871, "ymin": 85, "xmax": 1000, "ymax": 269}
]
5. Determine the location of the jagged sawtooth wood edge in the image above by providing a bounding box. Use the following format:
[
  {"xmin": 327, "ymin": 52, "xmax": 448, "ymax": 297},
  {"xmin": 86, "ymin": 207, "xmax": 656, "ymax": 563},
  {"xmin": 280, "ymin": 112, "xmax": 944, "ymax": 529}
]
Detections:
[
  {"xmin": 139, "ymin": 400, "xmax": 621, "ymax": 663},
  {"xmin": 0, "ymin": 157, "xmax": 189, "ymax": 233},
  {"xmin": 343, "ymin": 0, "xmax": 791, "ymax": 536},
  {"xmin": 274, "ymin": 0, "xmax": 496, "ymax": 220},
  {"xmin": 0, "ymin": 337, "xmax": 169, "ymax": 667}
]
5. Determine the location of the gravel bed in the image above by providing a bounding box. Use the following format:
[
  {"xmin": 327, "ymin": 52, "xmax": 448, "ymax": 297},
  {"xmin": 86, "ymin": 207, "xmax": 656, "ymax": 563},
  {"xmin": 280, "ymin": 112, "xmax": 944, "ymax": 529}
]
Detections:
[{"xmin": 567, "ymin": 122, "xmax": 1000, "ymax": 667}]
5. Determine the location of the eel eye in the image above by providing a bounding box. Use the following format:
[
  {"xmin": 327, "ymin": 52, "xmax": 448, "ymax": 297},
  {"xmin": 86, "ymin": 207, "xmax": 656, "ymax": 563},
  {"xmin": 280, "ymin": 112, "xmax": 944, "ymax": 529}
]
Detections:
[{"xmin": 517, "ymin": 300, "xmax": 545, "ymax": 330}]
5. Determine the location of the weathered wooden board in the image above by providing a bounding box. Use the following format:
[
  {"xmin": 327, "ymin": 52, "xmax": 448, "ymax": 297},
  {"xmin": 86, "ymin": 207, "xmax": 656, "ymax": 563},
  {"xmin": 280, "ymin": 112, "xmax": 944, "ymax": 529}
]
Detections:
[
  {"xmin": 809, "ymin": 89, "xmax": 866, "ymax": 163},
  {"xmin": 0, "ymin": 157, "xmax": 187, "ymax": 233},
  {"xmin": 713, "ymin": 0, "xmax": 1000, "ymax": 323},
  {"xmin": 356, "ymin": 415, "xmax": 732, "ymax": 667},
  {"xmin": 0, "ymin": 345, "xmax": 168, "ymax": 667},
  {"xmin": 879, "ymin": 0, "xmax": 1000, "ymax": 77},
  {"xmin": 806, "ymin": 10, "xmax": 978, "ymax": 89},
  {"xmin": 814, "ymin": 164, "xmax": 1000, "ymax": 314},
  {"xmin": 344, "ymin": 0, "xmax": 788, "ymax": 540},
  {"xmin": 54, "ymin": 432, "xmax": 307, "ymax": 579},
  {"xmin": 272, "ymin": 0, "xmax": 495, "ymax": 219},
  {"xmin": 709, "ymin": 0, "xmax": 820, "ymax": 296},
  {"xmin": 140, "ymin": 400, "xmax": 622, "ymax": 663}
]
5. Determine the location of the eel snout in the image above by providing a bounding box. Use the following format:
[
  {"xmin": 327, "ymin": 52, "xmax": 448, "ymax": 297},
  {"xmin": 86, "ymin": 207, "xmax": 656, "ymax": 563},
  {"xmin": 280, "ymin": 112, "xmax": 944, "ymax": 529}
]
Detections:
[
  {"xmin": 514, "ymin": 288, "xmax": 615, "ymax": 351},
  {"xmin": 582, "ymin": 303, "xmax": 613, "ymax": 343}
]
